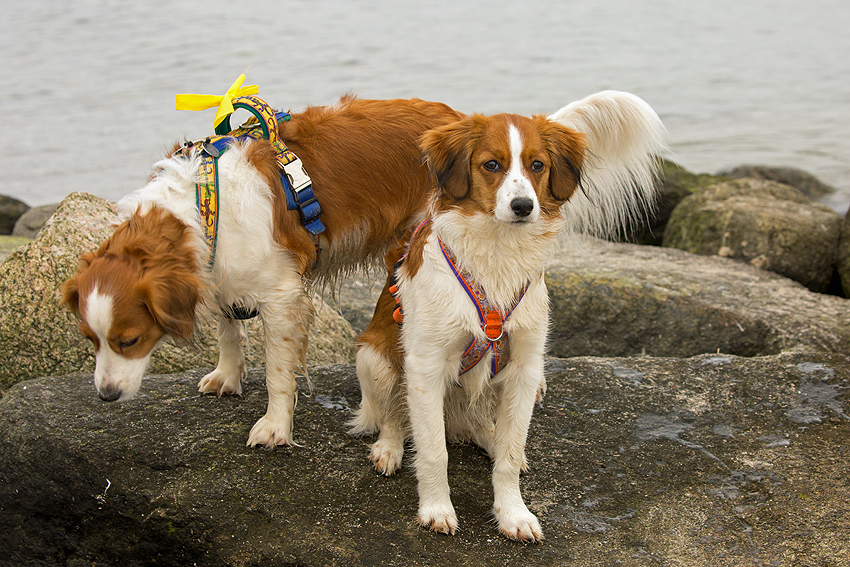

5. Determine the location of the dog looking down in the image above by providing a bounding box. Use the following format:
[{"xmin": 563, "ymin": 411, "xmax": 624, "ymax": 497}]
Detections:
[
  {"xmin": 351, "ymin": 93, "xmax": 666, "ymax": 540},
  {"xmin": 62, "ymin": 96, "xmax": 463, "ymax": 447}
]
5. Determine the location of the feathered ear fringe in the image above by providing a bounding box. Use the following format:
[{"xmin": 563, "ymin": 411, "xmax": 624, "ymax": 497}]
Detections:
[
  {"xmin": 549, "ymin": 90, "xmax": 668, "ymax": 240},
  {"xmin": 420, "ymin": 115, "xmax": 487, "ymax": 202}
]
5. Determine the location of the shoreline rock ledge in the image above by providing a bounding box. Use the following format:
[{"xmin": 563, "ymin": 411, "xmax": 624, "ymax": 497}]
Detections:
[{"xmin": 0, "ymin": 356, "xmax": 848, "ymax": 566}]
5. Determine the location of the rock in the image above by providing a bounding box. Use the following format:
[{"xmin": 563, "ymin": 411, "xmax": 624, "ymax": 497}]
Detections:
[
  {"xmin": 718, "ymin": 164, "xmax": 837, "ymax": 199},
  {"xmin": 0, "ymin": 235, "xmax": 31, "ymax": 264},
  {"xmin": 0, "ymin": 192, "xmax": 355, "ymax": 393},
  {"xmin": 0, "ymin": 195, "xmax": 29, "ymax": 235},
  {"xmin": 11, "ymin": 202, "xmax": 58, "ymax": 238},
  {"xmin": 630, "ymin": 159, "xmax": 727, "ymax": 245},
  {"xmin": 546, "ymin": 237, "xmax": 850, "ymax": 357},
  {"xmin": 838, "ymin": 208, "xmax": 850, "ymax": 298},
  {"xmin": 1, "ymin": 354, "xmax": 848, "ymax": 566},
  {"xmin": 662, "ymin": 178, "xmax": 842, "ymax": 293}
]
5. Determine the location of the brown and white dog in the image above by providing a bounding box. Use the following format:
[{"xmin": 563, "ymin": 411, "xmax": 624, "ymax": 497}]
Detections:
[
  {"xmin": 351, "ymin": 92, "xmax": 666, "ymax": 540},
  {"xmin": 62, "ymin": 96, "xmax": 464, "ymax": 447}
]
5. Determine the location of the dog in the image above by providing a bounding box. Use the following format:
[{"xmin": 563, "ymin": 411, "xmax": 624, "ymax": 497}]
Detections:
[
  {"xmin": 61, "ymin": 95, "xmax": 464, "ymax": 447},
  {"xmin": 350, "ymin": 91, "xmax": 666, "ymax": 540}
]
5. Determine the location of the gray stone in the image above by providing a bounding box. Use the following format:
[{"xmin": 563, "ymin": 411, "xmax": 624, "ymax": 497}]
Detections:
[
  {"xmin": 11, "ymin": 202, "xmax": 59, "ymax": 238},
  {"xmin": 1, "ymin": 354, "xmax": 848, "ymax": 566},
  {"xmin": 0, "ymin": 192, "xmax": 355, "ymax": 392},
  {"xmin": 0, "ymin": 195, "xmax": 29, "ymax": 235},
  {"xmin": 662, "ymin": 179, "xmax": 842, "ymax": 293},
  {"xmin": 718, "ymin": 164, "xmax": 837, "ymax": 198},
  {"xmin": 546, "ymin": 237, "xmax": 850, "ymax": 358}
]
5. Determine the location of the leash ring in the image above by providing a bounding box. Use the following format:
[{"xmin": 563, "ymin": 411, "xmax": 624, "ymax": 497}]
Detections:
[{"xmin": 486, "ymin": 329, "xmax": 504, "ymax": 342}]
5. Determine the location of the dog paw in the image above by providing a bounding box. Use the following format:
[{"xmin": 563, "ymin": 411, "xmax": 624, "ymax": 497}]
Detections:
[
  {"xmin": 418, "ymin": 503, "xmax": 458, "ymax": 535},
  {"xmin": 496, "ymin": 507, "xmax": 543, "ymax": 542},
  {"xmin": 246, "ymin": 415, "xmax": 292, "ymax": 447},
  {"xmin": 198, "ymin": 369, "xmax": 242, "ymax": 396},
  {"xmin": 370, "ymin": 439, "xmax": 404, "ymax": 476}
]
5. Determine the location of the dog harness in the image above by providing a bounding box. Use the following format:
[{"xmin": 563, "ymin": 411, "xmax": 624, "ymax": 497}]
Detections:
[
  {"xmin": 175, "ymin": 78, "xmax": 325, "ymax": 319},
  {"xmin": 391, "ymin": 222, "xmax": 528, "ymax": 377}
]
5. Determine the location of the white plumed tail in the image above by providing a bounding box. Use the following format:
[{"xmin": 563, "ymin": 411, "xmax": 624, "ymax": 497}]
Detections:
[{"xmin": 549, "ymin": 90, "xmax": 668, "ymax": 240}]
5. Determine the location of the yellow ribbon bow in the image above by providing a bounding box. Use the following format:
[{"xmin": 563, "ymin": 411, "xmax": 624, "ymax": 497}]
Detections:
[{"xmin": 175, "ymin": 74, "xmax": 259, "ymax": 128}]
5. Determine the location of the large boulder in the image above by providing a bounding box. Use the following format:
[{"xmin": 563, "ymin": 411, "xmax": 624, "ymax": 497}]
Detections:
[
  {"xmin": 0, "ymin": 195, "xmax": 29, "ymax": 235},
  {"xmin": 1, "ymin": 355, "xmax": 848, "ymax": 566},
  {"xmin": 662, "ymin": 179, "xmax": 842, "ymax": 293},
  {"xmin": 546, "ymin": 237, "xmax": 850, "ymax": 358},
  {"xmin": 0, "ymin": 192, "xmax": 355, "ymax": 392},
  {"xmin": 11, "ymin": 202, "xmax": 59, "ymax": 238}
]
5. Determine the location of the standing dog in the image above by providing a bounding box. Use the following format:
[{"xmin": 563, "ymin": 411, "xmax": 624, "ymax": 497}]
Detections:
[
  {"xmin": 62, "ymin": 96, "xmax": 463, "ymax": 447},
  {"xmin": 351, "ymin": 92, "xmax": 666, "ymax": 540}
]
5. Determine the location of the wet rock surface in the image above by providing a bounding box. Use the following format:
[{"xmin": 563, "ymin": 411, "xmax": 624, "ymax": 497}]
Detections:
[{"xmin": 1, "ymin": 354, "xmax": 848, "ymax": 566}]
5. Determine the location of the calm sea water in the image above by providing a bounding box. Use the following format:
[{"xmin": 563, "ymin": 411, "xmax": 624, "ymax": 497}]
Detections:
[{"xmin": 2, "ymin": 0, "xmax": 848, "ymax": 212}]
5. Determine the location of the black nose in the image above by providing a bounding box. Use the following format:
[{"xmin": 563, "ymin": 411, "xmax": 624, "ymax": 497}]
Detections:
[
  {"xmin": 98, "ymin": 386, "xmax": 121, "ymax": 402},
  {"xmin": 511, "ymin": 197, "xmax": 534, "ymax": 218}
]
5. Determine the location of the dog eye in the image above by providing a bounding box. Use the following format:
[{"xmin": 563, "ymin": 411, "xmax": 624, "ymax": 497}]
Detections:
[
  {"xmin": 483, "ymin": 160, "xmax": 501, "ymax": 172},
  {"xmin": 530, "ymin": 160, "xmax": 544, "ymax": 173},
  {"xmin": 119, "ymin": 337, "xmax": 139, "ymax": 349}
]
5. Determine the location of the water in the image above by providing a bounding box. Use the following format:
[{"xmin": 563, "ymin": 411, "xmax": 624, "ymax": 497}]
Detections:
[{"xmin": 2, "ymin": 0, "xmax": 848, "ymax": 212}]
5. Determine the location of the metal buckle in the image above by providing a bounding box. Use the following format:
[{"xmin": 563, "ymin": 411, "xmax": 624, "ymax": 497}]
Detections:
[{"xmin": 281, "ymin": 159, "xmax": 312, "ymax": 194}]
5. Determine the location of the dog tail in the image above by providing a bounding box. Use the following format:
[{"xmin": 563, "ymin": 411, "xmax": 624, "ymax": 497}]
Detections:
[{"xmin": 549, "ymin": 90, "xmax": 668, "ymax": 240}]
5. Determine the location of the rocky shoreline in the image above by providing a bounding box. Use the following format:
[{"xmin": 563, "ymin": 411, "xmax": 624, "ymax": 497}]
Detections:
[{"xmin": 1, "ymin": 161, "xmax": 849, "ymax": 566}]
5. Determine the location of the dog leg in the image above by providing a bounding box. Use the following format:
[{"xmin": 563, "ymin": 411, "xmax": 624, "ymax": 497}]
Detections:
[
  {"xmin": 490, "ymin": 354, "xmax": 545, "ymax": 542},
  {"xmin": 351, "ymin": 265, "xmax": 409, "ymax": 475},
  {"xmin": 246, "ymin": 286, "xmax": 313, "ymax": 447},
  {"xmin": 198, "ymin": 318, "xmax": 245, "ymax": 396},
  {"xmin": 352, "ymin": 343, "xmax": 406, "ymax": 475},
  {"xmin": 407, "ymin": 355, "xmax": 458, "ymax": 535}
]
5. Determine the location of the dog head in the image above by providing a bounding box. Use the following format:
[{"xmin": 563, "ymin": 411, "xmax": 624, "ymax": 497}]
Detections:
[
  {"xmin": 62, "ymin": 207, "xmax": 201, "ymax": 402},
  {"xmin": 420, "ymin": 113, "xmax": 586, "ymax": 225}
]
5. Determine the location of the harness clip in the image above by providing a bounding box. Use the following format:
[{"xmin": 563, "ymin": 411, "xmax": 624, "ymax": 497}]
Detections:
[{"xmin": 282, "ymin": 159, "xmax": 312, "ymax": 193}]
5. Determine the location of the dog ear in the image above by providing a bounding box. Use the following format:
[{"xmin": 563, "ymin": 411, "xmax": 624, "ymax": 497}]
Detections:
[
  {"xmin": 420, "ymin": 117, "xmax": 479, "ymax": 201},
  {"xmin": 61, "ymin": 275, "xmax": 81, "ymax": 317},
  {"xmin": 537, "ymin": 117, "xmax": 587, "ymax": 202},
  {"xmin": 61, "ymin": 251, "xmax": 96, "ymax": 317},
  {"xmin": 137, "ymin": 267, "xmax": 200, "ymax": 342}
]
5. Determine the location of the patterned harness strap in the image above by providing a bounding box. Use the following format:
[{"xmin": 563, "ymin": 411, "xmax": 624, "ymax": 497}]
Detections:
[
  {"xmin": 438, "ymin": 240, "xmax": 528, "ymax": 376},
  {"xmin": 215, "ymin": 96, "xmax": 325, "ymax": 238},
  {"xmin": 389, "ymin": 219, "xmax": 528, "ymax": 377},
  {"xmin": 180, "ymin": 95, "xmax": 326, "ymax": 320},
  {"xmin": 186, "ymin": 95, "xmax": 325, "ymax": 272}
]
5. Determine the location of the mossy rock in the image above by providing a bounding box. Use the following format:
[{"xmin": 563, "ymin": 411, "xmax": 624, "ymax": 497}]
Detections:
[
  {"xmin": 629, "ymin": 159, "xmax": 729, "ymax": 245},
  {"xmin": 662, "ymin": 179, "xmax": 841, "ymax": 293}
]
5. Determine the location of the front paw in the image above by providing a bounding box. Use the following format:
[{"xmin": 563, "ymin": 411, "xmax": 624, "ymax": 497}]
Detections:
[
  {"xmin": 198, "ymin": 368, "xmax": 243, "ymax": 396},
  {"xmin": 370, "ymin": 439, "xmax": 404, "ymax": 476},
  {"xmin": 495, "ymin": 506, "xmax": 543, "ymax": 542},
  {"xmin": 418, "ymin": 502, "xmax": 458, "ymax": 535},
  {"xmin": 247, "ymin": 415, "xmax": 293, "ymax": 447}
]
